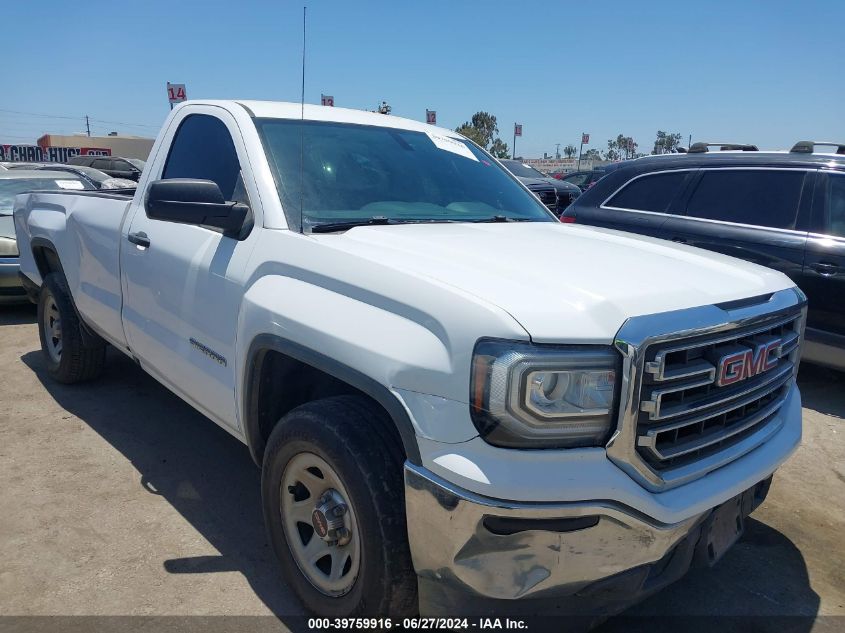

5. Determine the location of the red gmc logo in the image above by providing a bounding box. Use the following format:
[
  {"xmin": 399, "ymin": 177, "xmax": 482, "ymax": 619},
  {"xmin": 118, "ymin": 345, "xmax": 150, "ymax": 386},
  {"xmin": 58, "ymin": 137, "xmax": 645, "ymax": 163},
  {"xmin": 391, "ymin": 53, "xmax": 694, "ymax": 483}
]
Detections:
[{"xmin": 716, "ymin": 340, "xmax": 781, "ymax": 387}]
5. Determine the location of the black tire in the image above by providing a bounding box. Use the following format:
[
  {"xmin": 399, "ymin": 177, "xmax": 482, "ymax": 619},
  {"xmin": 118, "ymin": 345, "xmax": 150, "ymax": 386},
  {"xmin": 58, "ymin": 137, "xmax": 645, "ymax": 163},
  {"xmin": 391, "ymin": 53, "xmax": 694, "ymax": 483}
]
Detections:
[
  {"xmin": 37, "ymin": 272, "xmax": 106, "ymax": 384},
  {"xmin": 261, "ymin": 395, "xmax": 418, "ymax": 617}
]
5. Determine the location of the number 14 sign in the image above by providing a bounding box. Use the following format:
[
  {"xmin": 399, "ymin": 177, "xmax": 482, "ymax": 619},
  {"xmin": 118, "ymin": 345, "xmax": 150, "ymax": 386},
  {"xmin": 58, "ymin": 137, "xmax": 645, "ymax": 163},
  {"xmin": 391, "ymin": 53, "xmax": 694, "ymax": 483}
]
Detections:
[{"xmin": 167, "ymin": 82, "xmax": 187, "ymax": 105}]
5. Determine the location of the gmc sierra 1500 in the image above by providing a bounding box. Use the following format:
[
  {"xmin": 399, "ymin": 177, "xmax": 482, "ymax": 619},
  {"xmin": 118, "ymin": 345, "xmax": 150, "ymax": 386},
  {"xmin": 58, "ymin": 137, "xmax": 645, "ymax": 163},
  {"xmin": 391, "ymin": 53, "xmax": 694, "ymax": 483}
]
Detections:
[{"xmin": 14, "ymin": 100, "xmax": 806, "ymax": 617}]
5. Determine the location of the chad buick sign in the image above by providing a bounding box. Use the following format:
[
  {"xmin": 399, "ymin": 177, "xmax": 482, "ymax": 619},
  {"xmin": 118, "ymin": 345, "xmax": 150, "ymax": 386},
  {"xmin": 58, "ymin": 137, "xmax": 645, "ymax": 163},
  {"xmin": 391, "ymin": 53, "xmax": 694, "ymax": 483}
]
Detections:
[{"xmin": 0, "ymin": 144, "xmax": 111, "ymax": 163}]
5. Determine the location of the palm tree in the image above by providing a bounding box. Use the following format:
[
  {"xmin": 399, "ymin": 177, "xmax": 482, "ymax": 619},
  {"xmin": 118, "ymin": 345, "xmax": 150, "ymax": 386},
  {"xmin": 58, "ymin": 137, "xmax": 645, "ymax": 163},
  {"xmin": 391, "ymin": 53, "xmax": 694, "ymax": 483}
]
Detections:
[{"xmin": 563, "ymin": 144, "xmax": 577, "ymax": 158}]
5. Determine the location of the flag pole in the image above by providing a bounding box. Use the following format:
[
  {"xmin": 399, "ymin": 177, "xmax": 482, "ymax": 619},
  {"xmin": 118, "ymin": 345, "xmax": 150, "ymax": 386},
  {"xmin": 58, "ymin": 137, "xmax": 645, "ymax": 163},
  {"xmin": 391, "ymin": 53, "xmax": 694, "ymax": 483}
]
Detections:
[
  {"xmin": 512, "ymin": 124, "xmax": 517, "ymax": 159},
  {"xmin": 577, "ymin": 134, "xmax": 584, "ymax": 170}
]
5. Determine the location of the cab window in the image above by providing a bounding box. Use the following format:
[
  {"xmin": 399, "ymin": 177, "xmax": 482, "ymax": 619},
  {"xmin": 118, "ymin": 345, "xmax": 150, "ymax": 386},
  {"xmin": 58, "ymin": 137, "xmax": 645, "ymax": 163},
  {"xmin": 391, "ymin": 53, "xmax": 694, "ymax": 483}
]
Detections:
[{"xmin": 163, "ymin": 114, "xmax": 243, "ymax": 201}]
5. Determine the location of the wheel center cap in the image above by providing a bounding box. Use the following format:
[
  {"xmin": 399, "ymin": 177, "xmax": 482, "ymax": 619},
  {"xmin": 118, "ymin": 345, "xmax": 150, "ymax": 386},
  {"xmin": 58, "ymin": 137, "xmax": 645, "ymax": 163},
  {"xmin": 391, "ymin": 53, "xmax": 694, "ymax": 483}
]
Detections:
[{"xmin": 311, "ymin": 509, "xmax": 329, "ymax": 538}]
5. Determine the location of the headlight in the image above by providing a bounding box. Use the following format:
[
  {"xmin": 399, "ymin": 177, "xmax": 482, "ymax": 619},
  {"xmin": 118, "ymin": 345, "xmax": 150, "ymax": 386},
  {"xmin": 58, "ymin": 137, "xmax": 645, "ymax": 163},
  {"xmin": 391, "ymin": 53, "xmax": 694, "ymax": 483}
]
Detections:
[
  {"xmin": 470, "ymin": 339, "xmax": 619, "ymax": 448},
  {"xmin": 0, "ymin": 237, "xmax": 18, "ymax": 257}
]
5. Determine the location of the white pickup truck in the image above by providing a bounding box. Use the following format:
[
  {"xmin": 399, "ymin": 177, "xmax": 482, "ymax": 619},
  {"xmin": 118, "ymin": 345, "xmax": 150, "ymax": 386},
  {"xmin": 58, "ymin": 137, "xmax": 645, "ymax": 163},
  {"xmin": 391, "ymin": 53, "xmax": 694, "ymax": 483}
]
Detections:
[{"xmin": 14, "ymin": 100, "xmax": 807, "ymax": 617}]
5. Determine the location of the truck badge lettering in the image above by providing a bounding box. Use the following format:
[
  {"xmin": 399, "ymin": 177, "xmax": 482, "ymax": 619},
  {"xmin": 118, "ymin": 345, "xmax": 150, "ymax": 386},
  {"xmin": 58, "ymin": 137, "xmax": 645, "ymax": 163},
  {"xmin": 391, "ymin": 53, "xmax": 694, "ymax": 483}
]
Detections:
[
  {"xmin": 716, "ymin": 340, "xmax": 780, "ymax": 387},
  {"xmin": 189, "ymin": 338, "xmax": 227, "ymax": 367}
]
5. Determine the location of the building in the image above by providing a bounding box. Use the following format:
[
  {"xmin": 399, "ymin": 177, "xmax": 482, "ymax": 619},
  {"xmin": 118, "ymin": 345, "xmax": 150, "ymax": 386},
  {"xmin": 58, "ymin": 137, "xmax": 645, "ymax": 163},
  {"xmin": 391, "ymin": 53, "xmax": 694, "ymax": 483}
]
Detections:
[
  {"xmin": 37, "ymin": 133, "xmax": 155, "ymax": 160},
  {"xmin": 522, "ymin": 157, "xmax": 612, "ymax": 174}
]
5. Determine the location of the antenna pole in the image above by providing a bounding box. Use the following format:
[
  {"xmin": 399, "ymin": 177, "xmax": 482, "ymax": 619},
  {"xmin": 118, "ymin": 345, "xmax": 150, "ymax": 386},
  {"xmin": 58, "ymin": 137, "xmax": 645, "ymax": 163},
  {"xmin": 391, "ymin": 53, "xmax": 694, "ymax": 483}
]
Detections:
[
  {"xmin": 299, "ymin": 6, "xmax": 306, "ymax": 234},
  {"xmin": 301, "ymin": 6, "xmax": 306, "ymax": 119}
]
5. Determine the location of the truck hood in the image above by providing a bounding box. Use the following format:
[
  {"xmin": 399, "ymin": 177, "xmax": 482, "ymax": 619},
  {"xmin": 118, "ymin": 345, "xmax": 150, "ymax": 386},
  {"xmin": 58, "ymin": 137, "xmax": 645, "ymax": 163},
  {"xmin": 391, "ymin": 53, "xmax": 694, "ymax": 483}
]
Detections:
[{"xmin": 313, "ymin": 222, "xmax": 795, "ymax": 343}]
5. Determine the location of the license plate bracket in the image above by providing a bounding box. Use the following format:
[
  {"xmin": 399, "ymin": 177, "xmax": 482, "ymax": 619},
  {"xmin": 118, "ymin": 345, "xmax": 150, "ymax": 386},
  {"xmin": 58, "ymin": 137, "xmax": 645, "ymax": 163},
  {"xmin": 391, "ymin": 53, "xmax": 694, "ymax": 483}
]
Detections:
[{"xmin": 700, "ymin": 496, "xmax": 745, "ymax": 566}]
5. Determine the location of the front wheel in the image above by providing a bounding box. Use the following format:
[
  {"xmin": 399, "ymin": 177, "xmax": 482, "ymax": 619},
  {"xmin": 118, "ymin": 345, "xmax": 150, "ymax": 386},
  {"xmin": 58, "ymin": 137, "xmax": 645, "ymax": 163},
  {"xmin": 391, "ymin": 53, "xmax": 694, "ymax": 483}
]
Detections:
[{"xmin": 261, "ymin": 395, "xmax": 417, "ymax": 616}]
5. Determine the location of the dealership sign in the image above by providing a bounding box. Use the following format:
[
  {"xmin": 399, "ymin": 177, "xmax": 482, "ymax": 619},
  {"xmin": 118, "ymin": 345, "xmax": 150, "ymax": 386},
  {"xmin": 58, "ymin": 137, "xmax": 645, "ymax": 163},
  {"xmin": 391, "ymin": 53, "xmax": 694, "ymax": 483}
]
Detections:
[{"xmin": 0, "ymin": 144, "xmax": 111, "ymax": 163}]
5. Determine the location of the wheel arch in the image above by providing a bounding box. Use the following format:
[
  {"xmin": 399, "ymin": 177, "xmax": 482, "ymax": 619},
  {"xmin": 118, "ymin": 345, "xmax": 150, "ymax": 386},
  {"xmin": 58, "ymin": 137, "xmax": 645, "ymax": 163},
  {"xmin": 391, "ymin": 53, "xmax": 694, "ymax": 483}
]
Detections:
[
  {"xmin": 29, "ymin": 237, "xmax": 102, "ymax": 348},
  {"xmin": 243, "ymin": 333, "xmax": 421, "ymax": 467},
  {"xmin": 30, "ymin": 236, "xmax": 63, "ymax": 282}
]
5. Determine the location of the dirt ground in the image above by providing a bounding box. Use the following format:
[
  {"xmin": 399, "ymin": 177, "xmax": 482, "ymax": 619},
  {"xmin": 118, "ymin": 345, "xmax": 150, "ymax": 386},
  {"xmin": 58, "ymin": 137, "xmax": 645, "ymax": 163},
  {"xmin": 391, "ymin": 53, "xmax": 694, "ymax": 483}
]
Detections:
[{"xmin": 1, "ymin": 303, "xmax": 843, "ymax": 631}]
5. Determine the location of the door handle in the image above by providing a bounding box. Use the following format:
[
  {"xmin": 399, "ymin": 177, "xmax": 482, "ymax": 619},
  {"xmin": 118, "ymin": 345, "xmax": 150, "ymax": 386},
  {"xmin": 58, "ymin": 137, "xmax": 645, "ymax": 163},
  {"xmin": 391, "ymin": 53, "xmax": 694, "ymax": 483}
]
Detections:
[
  {"xmin": 810, "ymin": 262, "xmax": 838, "ymax": 276},
  {"xmin": 127, "ymin": 231, "xmax": 150, "ymax": 248},
  {"xmin": 672, "ymin": 237, "xmax": 687, "ymax": 243}
]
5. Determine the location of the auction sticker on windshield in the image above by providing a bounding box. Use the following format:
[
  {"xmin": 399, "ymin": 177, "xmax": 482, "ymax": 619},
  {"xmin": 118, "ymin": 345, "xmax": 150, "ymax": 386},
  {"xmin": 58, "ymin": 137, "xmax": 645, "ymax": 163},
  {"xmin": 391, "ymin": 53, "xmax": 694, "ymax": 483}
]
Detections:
[
  {"xmin": 55, "ymin": 180, "xmax": 85, "ymax": 190},
  {"xmin": 425, "ymin": 131, "xmax": 478, "ymax": 162}
]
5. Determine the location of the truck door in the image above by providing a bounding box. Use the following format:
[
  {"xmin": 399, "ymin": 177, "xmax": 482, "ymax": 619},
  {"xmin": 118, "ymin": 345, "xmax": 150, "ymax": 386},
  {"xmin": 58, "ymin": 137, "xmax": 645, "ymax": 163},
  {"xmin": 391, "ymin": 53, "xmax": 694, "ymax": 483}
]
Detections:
[
  {"xmin": 120, "ymin": 108, "xmax": 260, "ymax": 432},
  {"xmin": 801, "ymin": 170, "xmax": 845, "ymax": 357}
]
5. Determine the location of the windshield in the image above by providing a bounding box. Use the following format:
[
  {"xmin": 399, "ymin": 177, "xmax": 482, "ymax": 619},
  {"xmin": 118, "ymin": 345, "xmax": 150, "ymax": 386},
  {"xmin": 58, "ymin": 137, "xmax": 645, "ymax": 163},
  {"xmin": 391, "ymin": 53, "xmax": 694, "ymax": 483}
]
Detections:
[
  {"xmin": 500, "ymin": 160, "xmax": 547, "ymax": 179},
  {"xmin": 0, "ymin": 177, "xmax": 91, "ymax": 215},
  {"xmin": 254, "ymin": 119, "xmax": 554, "ymax": 230},
  {"xmin": 126, "ymin": 158, "xmax": 146, "ymax": 171},
  {"xmin": 40, "ymin": 165, "xmax": 106, "ymax": 183}
]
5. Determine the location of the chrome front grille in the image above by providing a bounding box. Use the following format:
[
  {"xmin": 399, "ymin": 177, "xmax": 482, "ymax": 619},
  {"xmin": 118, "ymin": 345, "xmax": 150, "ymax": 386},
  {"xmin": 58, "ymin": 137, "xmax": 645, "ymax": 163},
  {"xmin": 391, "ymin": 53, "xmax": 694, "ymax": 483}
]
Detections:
[
  {"xmin": 636, "ymin": 313, "xmax": 801, "ymax": 471},
  {"xmin": 607, "ymin": 288, "xmax": 807, "ymax": 491}
]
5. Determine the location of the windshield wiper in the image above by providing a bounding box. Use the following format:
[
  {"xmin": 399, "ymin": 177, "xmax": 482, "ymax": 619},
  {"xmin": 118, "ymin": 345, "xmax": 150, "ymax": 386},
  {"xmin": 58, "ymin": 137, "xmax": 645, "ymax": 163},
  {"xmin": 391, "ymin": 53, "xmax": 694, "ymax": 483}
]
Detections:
[
  {"xmin": 309, "ymin": 214, "xmax": 536, "ymax": 233},
  {"xmin": 310, "ymin": 216, "xmax": 399, "ymax": 234},
  {"xmin": 470, "ymin": 215, "xmax": 534, "ymax": 223}
]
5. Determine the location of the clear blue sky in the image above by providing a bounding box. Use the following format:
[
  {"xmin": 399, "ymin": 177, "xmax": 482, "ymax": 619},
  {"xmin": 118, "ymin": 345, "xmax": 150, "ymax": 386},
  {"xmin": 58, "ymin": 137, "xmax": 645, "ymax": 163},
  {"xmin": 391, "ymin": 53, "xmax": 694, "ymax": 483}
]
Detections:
[{"xmin": 3, "ymin": 0, "xmax": 843, "ymax": 158}]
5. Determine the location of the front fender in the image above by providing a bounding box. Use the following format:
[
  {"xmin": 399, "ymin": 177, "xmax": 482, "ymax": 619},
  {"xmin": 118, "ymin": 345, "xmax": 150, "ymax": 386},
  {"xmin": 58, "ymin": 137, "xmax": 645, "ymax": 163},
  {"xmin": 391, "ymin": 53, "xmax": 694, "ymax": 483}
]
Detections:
[{"xmin": 237, "ymin": 274, "xmax": 470, "ymax": 462}]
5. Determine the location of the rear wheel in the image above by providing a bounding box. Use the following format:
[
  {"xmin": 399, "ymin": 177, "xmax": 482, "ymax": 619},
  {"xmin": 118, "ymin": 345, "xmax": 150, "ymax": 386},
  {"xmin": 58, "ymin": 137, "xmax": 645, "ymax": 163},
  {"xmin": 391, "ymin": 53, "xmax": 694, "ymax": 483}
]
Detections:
[
  {"xmin": 261, "ymin": 395, "xmax": 417, "ymax": 616},
  {"xmin": 37, "ymin": 272, "xmax": 106, "ymax": 384}
]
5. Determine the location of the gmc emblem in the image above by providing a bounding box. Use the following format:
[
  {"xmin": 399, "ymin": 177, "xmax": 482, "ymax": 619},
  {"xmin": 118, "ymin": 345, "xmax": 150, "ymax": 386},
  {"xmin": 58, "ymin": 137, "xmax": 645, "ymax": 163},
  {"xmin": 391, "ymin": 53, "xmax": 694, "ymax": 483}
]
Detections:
[{"xmin": 715, "ymin": 340, "xmax": 781, "ymax": 387}]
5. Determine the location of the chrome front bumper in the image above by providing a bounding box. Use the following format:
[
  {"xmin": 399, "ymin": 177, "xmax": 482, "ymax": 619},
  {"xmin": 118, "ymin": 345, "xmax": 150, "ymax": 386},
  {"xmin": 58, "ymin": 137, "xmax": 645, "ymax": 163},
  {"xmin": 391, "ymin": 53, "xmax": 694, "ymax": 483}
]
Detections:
[{"xmin": 404, "ymin": 463, "xmax": 708, "ymax": 603}]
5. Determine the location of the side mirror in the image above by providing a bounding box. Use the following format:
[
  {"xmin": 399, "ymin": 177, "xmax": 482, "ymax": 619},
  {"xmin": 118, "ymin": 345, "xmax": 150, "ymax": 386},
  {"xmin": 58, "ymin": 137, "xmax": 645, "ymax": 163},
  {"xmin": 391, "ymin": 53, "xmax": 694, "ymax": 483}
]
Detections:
[{"xmin": 145, "ymin": 179, "xmax": 249, "ymax": 236}]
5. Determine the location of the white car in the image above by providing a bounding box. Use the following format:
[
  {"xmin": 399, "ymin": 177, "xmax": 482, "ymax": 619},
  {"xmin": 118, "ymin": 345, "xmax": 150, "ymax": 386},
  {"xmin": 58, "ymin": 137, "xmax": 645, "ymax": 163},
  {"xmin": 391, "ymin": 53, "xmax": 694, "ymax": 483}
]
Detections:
[{"xmin": 14, "ymin": 100, "xmax": 806, "ymax": 617}]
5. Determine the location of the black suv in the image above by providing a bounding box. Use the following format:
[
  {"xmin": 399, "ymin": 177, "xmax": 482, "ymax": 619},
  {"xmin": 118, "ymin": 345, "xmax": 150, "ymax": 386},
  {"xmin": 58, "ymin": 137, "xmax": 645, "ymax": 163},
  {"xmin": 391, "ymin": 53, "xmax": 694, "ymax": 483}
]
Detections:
[
  {"xmin": 68, "ymin": 155, "xmax": 145, "ymax": 181},
  {"xmin": 562, "ymin": 141, "xmax": 845, "ymax": 370}
]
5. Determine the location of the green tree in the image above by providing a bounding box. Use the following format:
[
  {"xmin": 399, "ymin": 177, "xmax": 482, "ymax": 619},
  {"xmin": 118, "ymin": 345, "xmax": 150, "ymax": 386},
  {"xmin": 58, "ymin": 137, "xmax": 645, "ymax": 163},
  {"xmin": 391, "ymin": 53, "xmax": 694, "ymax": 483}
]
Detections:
[
  {"xmin": 605, "ymin": 134, "xmax": 638, "ymax": 160},
  {"xmin": 455, "ymin": 111, "xmax": 510, "ymax": 157},
  {"xmin": 454, "ymin": 123, "xmax": 486, "ymax": 147},
  {"xmin": 582, "ymin": 149, "xmax": 602, "ymax": 160},
  {"xmin": 489, "ymin": 138, "xmax": 510, "ymax": 158},
  {"xmin": 652, "ymin": 130, "xmax": 683, "ymax": 154},
  {"xmin": 563, "ymin": 144, "xmax": 577, "ymax": 158},
  {"xmin": 455, "ymin": 111, "xmax": 499, "ymax": 148}
]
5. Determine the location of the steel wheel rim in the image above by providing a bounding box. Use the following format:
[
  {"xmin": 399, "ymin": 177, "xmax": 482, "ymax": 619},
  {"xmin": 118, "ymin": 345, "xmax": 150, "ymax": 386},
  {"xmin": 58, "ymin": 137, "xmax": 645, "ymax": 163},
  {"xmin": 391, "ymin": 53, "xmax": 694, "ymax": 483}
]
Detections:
[
  {"xmin": 43, "ymin": 295, "xmax": 63, "ymax": 363},
  {"xmin": 280, "ymin": 452, "xmax": 361, "ymax": 597}
]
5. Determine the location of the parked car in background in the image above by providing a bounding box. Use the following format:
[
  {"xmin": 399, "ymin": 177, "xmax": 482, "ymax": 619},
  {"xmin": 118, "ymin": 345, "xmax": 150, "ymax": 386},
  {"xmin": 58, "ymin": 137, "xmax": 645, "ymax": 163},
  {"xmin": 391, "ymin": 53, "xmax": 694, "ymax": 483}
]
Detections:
[
  {"xmin": 554, "ymin": 162, "xmax": 630, "ymax": 191},
  {"xmin": 68, "ymin": 155, "xmax": 145, "ymax": 181},
  {"xmin": 500, "ymin": 158, "xmax": 581, "ymax": 216},
  {"xmin": 2, "ymin": 162, "xmax": 53, "ymax": 170},
  {"xmin": 32, "ymin": 164, "xmax": 136, "ymax": 190},
  {"xmin": 0, "ymin": 170, "xmax": 94, "ymax": 303},
  {"xmin": 555, "ymin": 168, "xmax": 608, "ymax": 191},
  {"xmin": 562, "ymin": 141, "xmax": 845, "ymax": 370}
]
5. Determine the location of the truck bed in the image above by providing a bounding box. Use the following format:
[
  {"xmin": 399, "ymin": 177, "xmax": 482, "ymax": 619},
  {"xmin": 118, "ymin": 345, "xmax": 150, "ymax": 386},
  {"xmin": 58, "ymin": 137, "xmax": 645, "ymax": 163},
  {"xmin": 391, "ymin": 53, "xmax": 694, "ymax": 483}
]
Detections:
[{"xmin": 15, "ymin": 188, "xmax": 136, "ymax": 349}]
